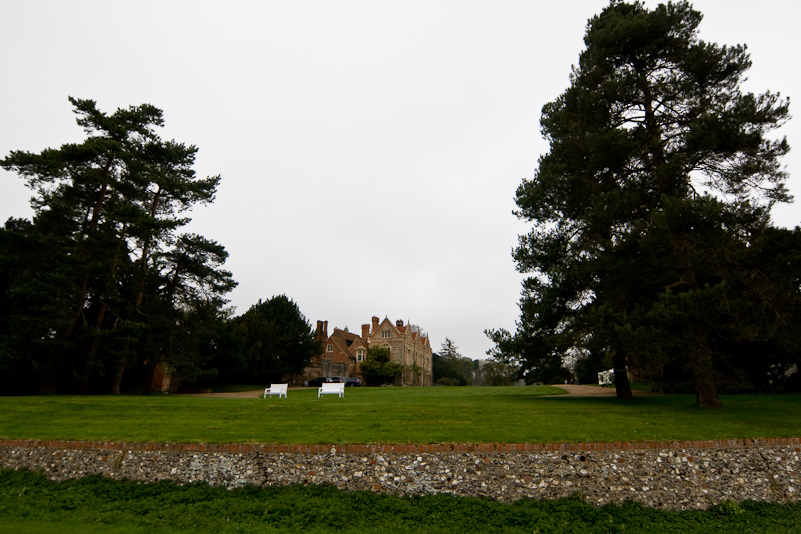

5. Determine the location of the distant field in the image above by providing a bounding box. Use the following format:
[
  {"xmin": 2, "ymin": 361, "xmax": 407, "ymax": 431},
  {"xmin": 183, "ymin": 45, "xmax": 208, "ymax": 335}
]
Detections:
[{"xmin": 1, "ymin": 386, "xmax": 800, "ymax": 445}]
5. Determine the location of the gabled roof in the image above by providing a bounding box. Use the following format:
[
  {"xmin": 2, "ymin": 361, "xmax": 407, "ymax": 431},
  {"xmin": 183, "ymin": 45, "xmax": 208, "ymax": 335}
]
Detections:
[
  {"xmin": 322, "ymin": 317, "xmax": 431, "ymax": 355},
  {"xmin": 332, "ymin": 328, "xmax": 363, "ymax": 344},
  {"xmin": 328, "ymin": 327, "xmax": 367, "ymax": 358},
  {"xmin": 377, "ymin": 317, "xmax": 406, "ymax": 335}
]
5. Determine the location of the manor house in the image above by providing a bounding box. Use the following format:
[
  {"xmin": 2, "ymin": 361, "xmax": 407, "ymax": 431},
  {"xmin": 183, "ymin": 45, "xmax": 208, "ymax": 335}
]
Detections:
[{"xmin": 305, "ymin": 316, "xmax": 432, "ymax": 386}]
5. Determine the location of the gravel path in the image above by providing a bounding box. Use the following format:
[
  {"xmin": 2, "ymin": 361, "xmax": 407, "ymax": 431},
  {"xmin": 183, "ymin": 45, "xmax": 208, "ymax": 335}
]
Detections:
[
  {"xmin": 178, "ymin": 388, "xmax": 305, "ymax": 399},
  {"xmin": 547, "ymin": 384, "xmax": 660, "ymax": 397}
]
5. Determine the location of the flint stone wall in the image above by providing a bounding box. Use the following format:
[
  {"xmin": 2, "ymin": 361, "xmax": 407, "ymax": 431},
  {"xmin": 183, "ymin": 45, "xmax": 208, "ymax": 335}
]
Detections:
[{"xmin": 1, "ymin": 438, "xmax": 799, "ymax": 510}]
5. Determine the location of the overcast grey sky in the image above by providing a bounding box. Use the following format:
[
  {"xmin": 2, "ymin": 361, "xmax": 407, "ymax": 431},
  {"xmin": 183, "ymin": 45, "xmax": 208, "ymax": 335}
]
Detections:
[{"xmin": 2, "ymin": 0, "xmax": 799, "ymax": 360}]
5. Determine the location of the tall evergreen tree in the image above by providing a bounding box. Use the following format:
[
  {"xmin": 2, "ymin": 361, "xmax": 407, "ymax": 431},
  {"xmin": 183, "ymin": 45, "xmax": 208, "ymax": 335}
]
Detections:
[
  {"xmin": 489, "ymin": 1, "xmax": 793, "ymax": 406},
  {"xmin": 1, "ymin": 97, "xmax": 234, "ymax": 394}
]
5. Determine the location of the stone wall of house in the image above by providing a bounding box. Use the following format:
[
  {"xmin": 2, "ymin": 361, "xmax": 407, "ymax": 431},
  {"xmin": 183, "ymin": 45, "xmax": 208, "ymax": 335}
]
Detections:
[
  {"xmin": 367, "ymin": 318, "xmax": 432, "ymax": 386},
  {"xmin": 1, "ymin": 438, "xmax": 798, "ymax": 510}
]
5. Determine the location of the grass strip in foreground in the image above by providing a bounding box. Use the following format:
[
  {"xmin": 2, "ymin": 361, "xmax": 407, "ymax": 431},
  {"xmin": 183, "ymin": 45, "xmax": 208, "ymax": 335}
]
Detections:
[{"xmin": 2, "ymin": 468, "xmax": 799, "ymax": 534}]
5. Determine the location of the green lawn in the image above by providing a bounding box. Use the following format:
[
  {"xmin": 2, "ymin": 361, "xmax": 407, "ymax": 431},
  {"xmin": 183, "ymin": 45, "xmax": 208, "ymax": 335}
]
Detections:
[
  {"xmin": 3, "ymin": 388, "xmax": 801, "ymax": 533},
  {"xmin": 1, "ymin": 386, "xmax": 799, "ymax": 445}
]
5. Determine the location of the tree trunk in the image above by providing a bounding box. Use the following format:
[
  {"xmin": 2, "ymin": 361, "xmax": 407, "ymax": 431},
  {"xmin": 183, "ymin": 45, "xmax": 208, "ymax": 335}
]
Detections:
[
  {"xmin": 79, "ymin": 226, "xmax": 125, "ymax": 394},
  {"xmin": 109, "ymin": 356, "xmax": 127, "ymax": 395},
  {"xmin": 673, "ymin": 234, "xmax": 724, "ymax": 407},
  {"xmin": 689, "ymin": 328, "xmax": 723, "ymax": 407},
  {"xmin": 79, "ymin": 306, "xmax": 106, "ymax": 395},
  {"xmin": 39, "ymin": 289, "xmax": 87, "ymax": 394},
  {"xmin": 38, "ymin": 350, "xmax": 66, "ymax": 394},
  {"xmin": 613, "ymin": 353, "xmax": 633, "ymax": 399},
  {"xmin": 142, "ymin": 339, "xmax": 164, "ymax": 395},
  {"xmin": 134, "ymin": 187, "xmax": 161, "ymax": 309},
  {"xmin": 109, "ymin": 192, "xmax": 161, "ymax": 396},
  {"xmin": 694, "ymin": 381, "xmax": 723, "ymax": 407},
  {"xmin": 41, "ymin": 180, "xmax": 113, "ymax": 394},
  {"xmin": 143, "ymin": 356, "xmax": 158, "ymax": 395}
]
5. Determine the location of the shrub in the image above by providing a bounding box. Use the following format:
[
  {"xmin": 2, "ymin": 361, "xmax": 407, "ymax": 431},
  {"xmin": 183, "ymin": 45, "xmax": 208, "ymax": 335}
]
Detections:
[{"xmin": 437, "ymin": 377, "xmax": 460, "ymax": 386}]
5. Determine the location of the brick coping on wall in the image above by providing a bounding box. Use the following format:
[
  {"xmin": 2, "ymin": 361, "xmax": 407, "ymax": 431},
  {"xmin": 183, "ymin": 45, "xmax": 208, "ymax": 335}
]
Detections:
[{"xmin": 2, "ymin": 437, "xmax": 799, "ymax": 453}]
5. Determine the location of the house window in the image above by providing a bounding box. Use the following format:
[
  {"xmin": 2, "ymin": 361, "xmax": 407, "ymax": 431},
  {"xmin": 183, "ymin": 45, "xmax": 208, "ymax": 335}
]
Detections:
[
  {"xmin": 327, "ymin": 344, "xmax": 333, "ymax": 352},
  {"xmin": 381, "ymin": 329, "xmax": 390, "ymax": 338},
  {"xmin": 357, "ymin": 349, "xmax": 365, "ymax": 362}
]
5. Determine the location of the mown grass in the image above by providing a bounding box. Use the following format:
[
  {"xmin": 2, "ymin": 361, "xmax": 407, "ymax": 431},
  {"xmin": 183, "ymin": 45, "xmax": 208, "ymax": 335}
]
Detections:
[
  {"xmin": 1, "ymin": 386, "xmax": 800, "ymax": 444},
  {"xmin": 2, "ymin": 468, "xmax": 799, "ymax": 534}
]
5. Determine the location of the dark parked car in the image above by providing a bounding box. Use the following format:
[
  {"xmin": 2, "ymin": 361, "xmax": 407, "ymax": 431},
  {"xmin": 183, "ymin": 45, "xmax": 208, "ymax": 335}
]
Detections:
[
  {"xmin": 307, "ymin": 376, "xmax": 333, "ymax": 387},
  {"xmin": 308, "ymin": 376, "xmax": 347, "ymax": 387},
  {"xmin": 345, "ymin": 377, "xmax": 362, "ymax": 387}
]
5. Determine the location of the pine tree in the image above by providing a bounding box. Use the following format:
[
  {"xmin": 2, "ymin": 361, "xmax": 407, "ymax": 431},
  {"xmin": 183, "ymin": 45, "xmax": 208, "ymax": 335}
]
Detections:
[
  {"xmin": 1, "ymin": 97, "xmax": 234, "ymax": 393},
  {"xmin": 495, "ymin": 1, "xmax": 792, "ymax": 406}
]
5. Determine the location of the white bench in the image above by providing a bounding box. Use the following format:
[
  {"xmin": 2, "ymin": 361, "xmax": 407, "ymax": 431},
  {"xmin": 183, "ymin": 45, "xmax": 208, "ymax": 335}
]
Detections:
[
  {"xmin": 263, "ymin": 384, "xmax": 288, "ymax": 398},
  {"xmin": 318, "ymin": 382, "xmax": 345, "ymax": 398}
]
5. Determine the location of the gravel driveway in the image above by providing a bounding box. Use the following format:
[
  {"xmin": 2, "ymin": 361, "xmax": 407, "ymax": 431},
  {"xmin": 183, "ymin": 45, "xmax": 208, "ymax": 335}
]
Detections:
[{"xmin": 548, "ymin": 384, "xmax": 660, "ymax": 397}]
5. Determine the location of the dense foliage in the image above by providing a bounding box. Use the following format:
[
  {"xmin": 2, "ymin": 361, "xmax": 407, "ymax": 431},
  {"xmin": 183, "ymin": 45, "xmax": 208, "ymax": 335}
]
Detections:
[
  {"xmin": 433, "ymin": 338, "xmax": 478, "ymax": 386},
  {"xmin": 488, "ymin": 1, "xmax": 800, "ymax": 406},
  {"xmin": 215, "ymin": 295, "xmax": 322, "ymax": 384},
  {"xmin": 481, "ymin": 358, "xmax": 520, "ymax": 386},
  {"xmin": 2, "ymin": 469, "xmax": 800, "ymax": 534},
  {"xmin": 0, "ymin": 98, "xmax": 236, "ymax": 395},
  {"xmin": 358, "ymin": 346, "xmax": 404, "ymax": 386}
]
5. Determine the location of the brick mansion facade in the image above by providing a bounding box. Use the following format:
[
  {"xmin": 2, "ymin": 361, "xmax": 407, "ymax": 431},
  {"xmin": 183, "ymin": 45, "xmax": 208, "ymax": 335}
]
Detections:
[{"xmin": 304, "ymin": 316, "xmax": 433, "ymax": 386}]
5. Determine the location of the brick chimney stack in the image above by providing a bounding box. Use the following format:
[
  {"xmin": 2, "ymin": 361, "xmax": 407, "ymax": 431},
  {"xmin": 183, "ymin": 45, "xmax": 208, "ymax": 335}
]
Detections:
[
  {"xmin": 396, "ymin": 319, "xmax": 404, "ymax": 327},
  {"xmin": 362, "ymin": 324, "xmax": 370, "ymax": 341},
  {"xmin": 322, "ymin": 320, "xmax": 328, "ymax": 339},
  {"xmin": 316, "ymin": 320, "xmax": 324, "ymax": 342},
  {"xmin": 372, "ymin": 316, "xmax": 379, "ymax": 332}
]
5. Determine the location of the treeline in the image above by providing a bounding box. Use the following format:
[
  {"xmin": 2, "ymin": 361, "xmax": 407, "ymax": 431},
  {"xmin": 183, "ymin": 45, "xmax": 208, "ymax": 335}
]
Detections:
[
  {"xmin": 0, "ymin": 98, "xmax": 320, "ymax": 395},
  {"xmin": 433, "ymin": 338, "xmax": 519, "ymax": 386}
]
